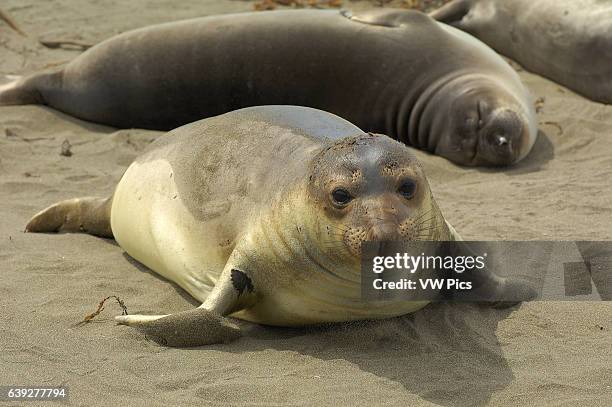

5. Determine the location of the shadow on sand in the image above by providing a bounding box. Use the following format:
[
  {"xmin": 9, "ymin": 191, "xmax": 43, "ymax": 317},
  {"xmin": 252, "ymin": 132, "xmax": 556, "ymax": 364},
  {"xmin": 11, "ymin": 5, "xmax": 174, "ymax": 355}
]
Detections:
[
  {"xmin": 113, "ymin": 236, "xmax": 517, "ymax": 407},
  {"xmin": 472, "ymin": 129, "xmax": 555, "ymax": 176},
  {"xmin": 222, "ymin": 303, "xmax": 516, "ymax": 407}
]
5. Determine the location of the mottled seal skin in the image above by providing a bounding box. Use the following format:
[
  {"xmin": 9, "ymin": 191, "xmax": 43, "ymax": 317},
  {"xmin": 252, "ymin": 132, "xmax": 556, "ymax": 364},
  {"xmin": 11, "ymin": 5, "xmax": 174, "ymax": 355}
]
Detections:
[
  {"xmin": 0, "ymin": 9, "xmax": 536, "ymax": 166},
  {"xmin": 431, "ymin": 0, "xmax": 612, "ymax": 104},
  {"xmin": 25, "ymin": 106, "xmax": 531, "ymax": 347}
]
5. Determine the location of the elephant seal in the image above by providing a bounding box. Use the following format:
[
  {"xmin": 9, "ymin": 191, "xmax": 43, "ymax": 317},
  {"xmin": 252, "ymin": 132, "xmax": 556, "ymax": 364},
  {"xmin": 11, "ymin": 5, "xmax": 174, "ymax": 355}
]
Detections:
[
  {"xmin": 431, "ymin": 0, "xmax": 612, "ymax": 104},
  {"xmin": 25, "ymin": 106, "xmax": 531, "ymax": 347},
  {"xmin": 0, "ymin": 9, "xmax": 537, "ymax": 167}
]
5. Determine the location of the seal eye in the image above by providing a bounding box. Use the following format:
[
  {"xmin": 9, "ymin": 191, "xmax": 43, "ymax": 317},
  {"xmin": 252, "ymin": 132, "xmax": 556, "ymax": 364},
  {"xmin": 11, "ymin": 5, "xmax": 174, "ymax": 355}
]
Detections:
[
  {"xmin": 398, "ymin": 180, "xmax": 417, "ymax": 200},
  {"xmin": 331, "ymin": 188, "xmax": 353, "ymax": 207}
]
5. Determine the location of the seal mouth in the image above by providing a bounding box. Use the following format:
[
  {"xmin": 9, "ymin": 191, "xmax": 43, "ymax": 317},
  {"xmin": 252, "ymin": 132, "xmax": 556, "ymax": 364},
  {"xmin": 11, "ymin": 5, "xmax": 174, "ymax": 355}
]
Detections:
[{"xmin": 471, "ymin": 132, "xmax": 517, "ymax": 167}]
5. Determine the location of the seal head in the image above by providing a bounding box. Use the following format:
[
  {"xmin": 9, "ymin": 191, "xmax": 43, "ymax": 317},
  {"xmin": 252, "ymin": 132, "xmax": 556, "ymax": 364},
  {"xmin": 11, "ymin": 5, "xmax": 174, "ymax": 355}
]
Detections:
[
  {"xmin": 306, "ymin": 133, "xmax": 451, "ymax": 260},
  {"xmin": 417, "ymin": 73, "xmax": 534, "ymax": 166}
]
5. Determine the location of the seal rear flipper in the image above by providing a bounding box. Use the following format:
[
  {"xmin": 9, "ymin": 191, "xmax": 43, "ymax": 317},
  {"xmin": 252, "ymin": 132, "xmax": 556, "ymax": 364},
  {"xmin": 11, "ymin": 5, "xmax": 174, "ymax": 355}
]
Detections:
[
  {"xmin": 0, "ymin": 78, "xmax": 27, "ymax": 105},
  {"xmin": 0, "ymin": 72, "xmax": 56, "ymax": 106},
  {"xmin": 429, "ymin": 0, "xmax": 471, "ymax": 27},
  {"xmin": 25, "ymin": 196, "xmax": 113, "ymax": 238}
]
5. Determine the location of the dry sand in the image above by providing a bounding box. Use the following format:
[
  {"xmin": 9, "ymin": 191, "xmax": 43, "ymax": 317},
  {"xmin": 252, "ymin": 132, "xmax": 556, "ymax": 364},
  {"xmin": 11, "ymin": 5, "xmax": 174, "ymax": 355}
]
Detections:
[{"xmin": 0, "ymin": 1, "xmax": 611, "ymax": 406}]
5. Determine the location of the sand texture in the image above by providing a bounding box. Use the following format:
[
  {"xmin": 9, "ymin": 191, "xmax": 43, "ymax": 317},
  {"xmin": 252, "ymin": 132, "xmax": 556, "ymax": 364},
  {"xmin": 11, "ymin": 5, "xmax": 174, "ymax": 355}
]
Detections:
[{"xmin": 0, "ymin": 1, "xmax": 610, "ymax": 406}]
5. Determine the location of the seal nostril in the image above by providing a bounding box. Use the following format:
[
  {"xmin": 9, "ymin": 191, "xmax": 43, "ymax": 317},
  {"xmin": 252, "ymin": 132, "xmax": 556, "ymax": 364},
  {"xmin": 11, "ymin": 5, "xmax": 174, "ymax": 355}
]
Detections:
[{"xmin": 497, "ymin": 135, "xmax": 509, "ymax": 147}]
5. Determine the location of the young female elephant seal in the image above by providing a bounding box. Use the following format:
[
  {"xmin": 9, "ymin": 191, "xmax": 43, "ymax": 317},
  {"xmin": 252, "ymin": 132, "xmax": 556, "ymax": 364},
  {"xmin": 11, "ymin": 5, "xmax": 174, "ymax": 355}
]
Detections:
[
  {"xmin": 0, "ymin": 9, "xmax": 536, "ymax": 166},
  {"xmin": 25, "ymin": 106, "xmax": 529, "ymax": 347},
  {"xmin": 430, "ymin": 0, "xmax": 612, "ymax": 104}
]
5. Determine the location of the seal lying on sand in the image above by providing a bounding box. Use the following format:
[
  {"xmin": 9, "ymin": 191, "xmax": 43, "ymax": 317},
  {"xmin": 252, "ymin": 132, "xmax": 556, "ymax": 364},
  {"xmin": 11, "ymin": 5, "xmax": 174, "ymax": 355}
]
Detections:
[
  {"xmin": 25, "ymin": 106, "xmax": 531, "ymax": 347},
  {"xmin": 431, "ymin": 0, "xmax": 612, "ymax": 104},
  {"xmin": 0, "ymin": 9, "xmax": 537, "ymax": 166}
]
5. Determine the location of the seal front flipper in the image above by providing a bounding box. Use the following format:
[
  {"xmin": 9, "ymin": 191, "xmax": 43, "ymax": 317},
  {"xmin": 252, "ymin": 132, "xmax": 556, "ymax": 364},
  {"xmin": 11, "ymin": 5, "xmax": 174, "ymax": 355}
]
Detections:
[
  {"xmin": 470, "ymin": 273, "xmax": 537, "ymax": 309},
  {"xmin": 486, "ymin": 277, "xmax": 538, "ymax": 309},
  {"xmin": 442, "ymin": 240, "xmax": 537, "ymax": 308},
  {"xmin": 114, "ymin": 274, "xmax": 243, "ymax": 347},
  {"xmin": 429, "ymin": 0, "xmax": 472, "ymax": 28},
  {"xmin": 115, "ymin": 256, "xmax": 256, "ymax": 347},
  {"xmin": 114, "ymin": 308, "xmax": 241, "ymax": 347},
  {"xmin": 342, "ymin": 9, "xmax": 429, "ymax": 28},
  {"xmin": 445, "ymin": 266, "xmax": 537, "ymax": 308}
]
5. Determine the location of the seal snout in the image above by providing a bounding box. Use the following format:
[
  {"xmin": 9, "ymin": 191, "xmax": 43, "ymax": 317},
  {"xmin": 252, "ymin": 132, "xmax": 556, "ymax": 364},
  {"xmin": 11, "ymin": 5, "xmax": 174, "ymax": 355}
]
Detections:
[
  {"xmin": 342, "ymin": 221, "xmax": 402, "ymax": 258},
  {"xmin": 310, "ymin": 133, "xmax": 445, "ymax": 257},
  {"xmin": 366, "ymin": 222, "xmax": 401, "ymax": 242},
  {"xmin": 475, "ymin": 108, "xmax": 525, "ymax": 166},
  {"xmin": 341, "ymin": 211, "xmax": 440, "ymax": 257},
  {"xmin": 485, "ymin": 130, "xmax": 514, "ymax": 155},
  {"xmin": 496, "ymin": 135, "xmax": 509, "ymax": 147}
]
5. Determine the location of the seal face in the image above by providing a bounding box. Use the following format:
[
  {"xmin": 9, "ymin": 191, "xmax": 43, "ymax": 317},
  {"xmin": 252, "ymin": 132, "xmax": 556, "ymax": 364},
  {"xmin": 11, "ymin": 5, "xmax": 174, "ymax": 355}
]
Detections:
[
  {"xmin": 418, "ymin": 72, "xmax": 534, "ymax": 166},
  {"xmin": 430, "ymin": 0, "xmax": 612, "ymax": 104},
  {"xmin": 1, "ymin": 9, "xmax": 537, "ymax": 166},
  {"xmin": 307, "ymin": 134, "xmax": 449, "ymax": 257},
  {"xmin": 25, "ymin": 106, "xmax": 533, "ymax": 347}
]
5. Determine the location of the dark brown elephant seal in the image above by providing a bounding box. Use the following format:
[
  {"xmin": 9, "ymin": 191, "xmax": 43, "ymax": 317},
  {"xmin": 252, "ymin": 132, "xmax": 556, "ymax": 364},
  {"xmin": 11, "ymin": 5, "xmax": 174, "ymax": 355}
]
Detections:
[
  {"xmin": 24, "ymin": 106, "xmax": 533, "ymax": 347},
  {"xmin": 0, "ymin": 9, "xmax": 537, "ymax": 166},
  {"xmin": 431, "ymin": 0, "xmax": 612, "ymax": 104}
]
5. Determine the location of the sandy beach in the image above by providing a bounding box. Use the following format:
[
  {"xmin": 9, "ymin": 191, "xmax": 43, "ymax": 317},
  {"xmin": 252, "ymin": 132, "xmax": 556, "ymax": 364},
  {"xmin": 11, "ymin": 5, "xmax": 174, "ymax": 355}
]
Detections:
[{"xmin": 1, "ymin": 1, "xmax": 611, "ymax": 406}]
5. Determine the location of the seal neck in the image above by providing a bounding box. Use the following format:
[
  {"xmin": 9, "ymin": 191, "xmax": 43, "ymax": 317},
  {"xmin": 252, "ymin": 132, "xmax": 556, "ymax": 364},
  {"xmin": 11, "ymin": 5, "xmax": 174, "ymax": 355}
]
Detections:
[
  {"xmin": 253, "ymin": 179, "xmax": 362, "ymax": 284},
  {"xmin": 404, "ymin": 71, "xmax": 472, "ymax": 150}
]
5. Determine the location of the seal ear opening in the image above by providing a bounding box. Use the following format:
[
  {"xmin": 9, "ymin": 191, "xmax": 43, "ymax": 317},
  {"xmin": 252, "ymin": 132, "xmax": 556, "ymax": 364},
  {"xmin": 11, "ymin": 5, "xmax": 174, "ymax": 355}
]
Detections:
[{"xmin": 429, "ymin": 0, "xmax": 471, "ymax": 27}]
